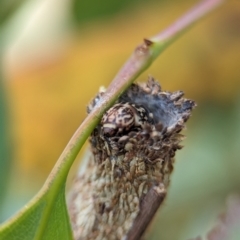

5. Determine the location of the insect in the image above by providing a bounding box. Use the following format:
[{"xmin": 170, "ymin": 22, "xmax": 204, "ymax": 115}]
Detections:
[
  {"xmin": 68, "ymin": 77, "xmax": 196, "ymax": 240},
  {"xmin": 101, "ymin": 102, "xmax": 152, "ymax": 137}
]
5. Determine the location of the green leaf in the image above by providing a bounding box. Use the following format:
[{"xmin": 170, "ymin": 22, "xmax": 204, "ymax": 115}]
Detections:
[{"xmin": 0, "ymin": 185, "xmax": 73, "ymax": 240}]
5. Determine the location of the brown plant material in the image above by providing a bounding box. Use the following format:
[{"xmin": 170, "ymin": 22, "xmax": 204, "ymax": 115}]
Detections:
[
  {"xmin": 206, "ymin": 195, "xmax": 240, "ymax": 240},
  {"xmin": 68, "ymin": 77, "xmax": 195, "ymax": 240}
]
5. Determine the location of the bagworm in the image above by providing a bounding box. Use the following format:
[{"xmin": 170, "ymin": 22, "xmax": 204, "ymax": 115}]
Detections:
[{"xmin": 68, "ymin": 77, "xmax": 196, "ymax": 240}]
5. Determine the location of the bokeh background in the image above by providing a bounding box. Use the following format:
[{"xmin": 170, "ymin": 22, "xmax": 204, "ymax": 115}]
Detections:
[{"xmin": 0, "ymin": 0, "xmax": 240, "ymax": 239}]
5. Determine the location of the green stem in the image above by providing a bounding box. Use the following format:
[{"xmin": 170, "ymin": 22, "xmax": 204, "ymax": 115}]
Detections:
[
  {"xmin": 150, "ymin": 0, "xmax": 224, "ymax": 59},
  {"xmin": 48, "ymin": 0, "xmax": 224, "ymax": 192}
]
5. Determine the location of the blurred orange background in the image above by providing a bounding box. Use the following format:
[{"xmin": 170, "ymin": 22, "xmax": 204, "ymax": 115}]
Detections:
[{"xmin": 1, "ymin": 0, "xmax": 240, "ymax": 239}]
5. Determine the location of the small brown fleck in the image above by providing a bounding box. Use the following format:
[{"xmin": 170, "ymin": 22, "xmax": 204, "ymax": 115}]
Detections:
[{"xmin": 143, "ymin": 38, "xmax": 154, "ymax": 46}]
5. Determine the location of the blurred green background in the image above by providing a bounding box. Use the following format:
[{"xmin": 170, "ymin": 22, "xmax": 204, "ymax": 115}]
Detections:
[{"xmin": 0, "ymin": 0, "xmax": 240, "ymax": 239}]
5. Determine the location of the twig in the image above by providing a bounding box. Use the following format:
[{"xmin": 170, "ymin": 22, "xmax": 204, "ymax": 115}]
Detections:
[{"xmin": 126, "ymin": 184, "xmax": 166, "ymax": 240}]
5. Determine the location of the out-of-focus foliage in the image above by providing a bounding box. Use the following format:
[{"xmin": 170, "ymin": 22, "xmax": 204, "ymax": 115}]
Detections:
[
  {"xmin": 1, "ymin": 0, "xmax": 240, "ymax": 239},
  {"xmin": 0, "ymin": 0, "xmax": 26, "ymax": 26},
  {"xmin": 0, "ymin": 74, "xmax": 12, "ymax": 222},
  {"xmin": 71, "ymin": 0, "xmax": 158, "ymax": 24}
]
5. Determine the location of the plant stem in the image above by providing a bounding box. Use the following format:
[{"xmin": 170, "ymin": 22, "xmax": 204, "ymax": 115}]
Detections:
[
  {"xmin": 150, "ymin": 0, "xmax": 224, "ymax": 58},
  {"xmin": 49, "ymin": 0, "xmax": 224, "ymax": 190}
]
